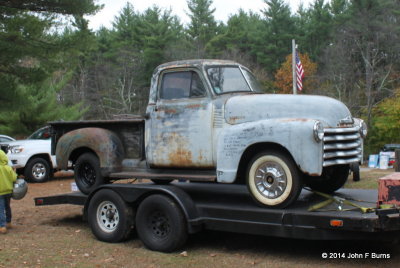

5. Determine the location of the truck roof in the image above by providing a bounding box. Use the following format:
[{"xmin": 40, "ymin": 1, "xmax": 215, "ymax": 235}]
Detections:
[{"xmin": 155, "ymin": 59, "xmax": 240, "ymax": 72}]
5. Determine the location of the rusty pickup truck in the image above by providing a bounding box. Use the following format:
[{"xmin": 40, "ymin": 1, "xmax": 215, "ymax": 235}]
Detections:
[{"xmin": 50, "ymin": 59, "xmax": 367, "ymax": 208}]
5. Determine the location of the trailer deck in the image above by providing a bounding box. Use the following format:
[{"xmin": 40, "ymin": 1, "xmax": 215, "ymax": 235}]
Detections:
[{"xmin": 34, "ymin": 183, "xmax": 400, "ymax": 242}]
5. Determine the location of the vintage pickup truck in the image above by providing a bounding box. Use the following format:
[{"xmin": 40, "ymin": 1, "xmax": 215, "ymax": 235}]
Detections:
[{"xmin": 50, "ymin": 59, "xmax": 367, "ymax": 208}]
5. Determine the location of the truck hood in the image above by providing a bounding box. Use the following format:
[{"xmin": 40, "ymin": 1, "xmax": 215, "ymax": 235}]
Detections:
[
  {"xmin": 224, "ymin": 94, "xmax": 352, "ymax": 127},
  {"xmin": 6, "ymin": 139, "xmax": 50, "ymax": 148}
]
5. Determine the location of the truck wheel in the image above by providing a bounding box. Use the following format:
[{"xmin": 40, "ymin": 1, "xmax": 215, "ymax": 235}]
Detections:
[
  {"xmin": 350, "ymin": 163, "xmax": 360, "ymax": 182},
  {"xmin": 24, "ymin": 157, "xmax": 50, "ymax": 183},
  {"xmin": 88, "ymin": 189, "xmax": 134, "ymax": 243},
  {"xmin": 136, "ymin": 194, "xmax": 187, "ymax": 252},
  {"xmin": 75, "ymin": 153, "xmax": 104, "ymax": 194},
  {"xmin": 246, "ymin": 150, "xmax": 302, "ymax": 208},
  {"xmin": 305, "ymin": 165, "xmax": 350, "ymax": 193}
]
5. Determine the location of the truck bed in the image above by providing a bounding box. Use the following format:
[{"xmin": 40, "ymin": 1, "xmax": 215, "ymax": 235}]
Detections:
[
  {"xmin": 34, "ymin": 184, "xmax": 400, "ymax": 241},
  {"xmin": 50, "ymin": 118, "xmax": 145, "ymax": 159}
]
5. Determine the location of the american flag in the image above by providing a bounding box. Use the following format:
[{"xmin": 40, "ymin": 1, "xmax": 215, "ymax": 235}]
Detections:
[{"xmin": 295, "ymin": 50, "xmax": 304, "ymax": 91}]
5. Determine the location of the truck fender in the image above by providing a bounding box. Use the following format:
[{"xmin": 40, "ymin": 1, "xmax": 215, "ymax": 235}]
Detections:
[
  {"xmin": 83, "ymin": 184, "xmax": 201, "ymax": 233},
  {"xmin": 55, "ymin": 127, "xmax": 124, "ymax": 174},
  {"xmin": 216, "ymin": 118, "xmax": 324, "ymax": 183}
]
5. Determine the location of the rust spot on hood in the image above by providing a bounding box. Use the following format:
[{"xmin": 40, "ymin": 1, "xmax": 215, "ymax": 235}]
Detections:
[
  {"xmin": 279, "ymin": 118, "xmax": 312, "ymax": 123},
  {"xmin": 228, "ymin": 116, "xmax": 246, "ymax": 124}
]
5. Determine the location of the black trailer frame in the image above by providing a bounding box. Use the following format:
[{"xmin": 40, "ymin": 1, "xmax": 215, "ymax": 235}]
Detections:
[{"xmin": 35, "ymin": 183, "xmax": 400, "ymax": 251}]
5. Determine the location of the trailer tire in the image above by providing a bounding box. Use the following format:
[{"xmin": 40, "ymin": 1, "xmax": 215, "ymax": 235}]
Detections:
[
  {"xmin": 136, "ymin": 194, "xmax": 187, "ymax": 252},
  {"xmin": 75, "ymin": 153, "xmax": 104, "ymax": 194},
  {"xmin": 24, "ymin": 157, "xmax": 50, "ymax": 183},
  {"xmin": 246, "ymin": 150, "xmax": 302, "ymax": 208},
  {"xmin": 88, "ymin": 189, "xmax": 134, "ymax": 243},
  {"xmin": 305, "ymin": 165, "xmax": 350, "ymax": 193}
]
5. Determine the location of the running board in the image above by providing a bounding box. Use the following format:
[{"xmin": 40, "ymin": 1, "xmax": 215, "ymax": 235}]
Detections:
[{"xmin": 109, "ymin": 169, "xmax": 217, "ymax": 182}]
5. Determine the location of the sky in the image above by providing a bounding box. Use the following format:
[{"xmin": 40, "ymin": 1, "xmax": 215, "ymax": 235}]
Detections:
[{"xmin": 87, "ymin": 0, "xmax": 314, "ymax": 31}]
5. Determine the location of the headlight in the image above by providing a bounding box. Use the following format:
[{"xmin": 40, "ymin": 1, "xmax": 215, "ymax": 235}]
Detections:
[
  {"xmin": 9, "ymin": 145, "xmax": 24, "ymax": 154},
  {"xmin": 358, "ymin": 119, "xmax": 368, "ymax": 138},
  {"xmin": 313, "ymin": 121, "xmax": 324, "ymax": 142}
]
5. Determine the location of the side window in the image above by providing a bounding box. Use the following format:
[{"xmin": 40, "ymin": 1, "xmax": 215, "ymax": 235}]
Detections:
[
  {"xmin": 190, "ymin": 72, "xmax": 206, "ymax": 97},
  {"xmin": 160, "ymin": 71, "xmax": 206, "ymax": 100}
]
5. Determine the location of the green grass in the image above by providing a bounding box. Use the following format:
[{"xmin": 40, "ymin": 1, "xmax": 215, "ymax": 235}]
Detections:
[{"xmin": 345, "ymin": 168, "xmax": 395, "ymax": 189}]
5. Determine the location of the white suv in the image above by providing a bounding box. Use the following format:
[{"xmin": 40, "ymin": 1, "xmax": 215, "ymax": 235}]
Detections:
[{"xmin": 6, "ymin": 126, "xmax": 57, "ymax": 182}]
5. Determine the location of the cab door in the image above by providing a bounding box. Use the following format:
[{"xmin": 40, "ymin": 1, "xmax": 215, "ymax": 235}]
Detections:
[{"xmin": 147, "ymin": 69, "xmax": 213, "ymax": 168}]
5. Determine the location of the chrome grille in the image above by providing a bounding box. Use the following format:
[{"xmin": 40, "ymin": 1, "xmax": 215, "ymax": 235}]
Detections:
[{"xmin": 323, "ymin": 127, "xmax": 362, "ymax": 167}]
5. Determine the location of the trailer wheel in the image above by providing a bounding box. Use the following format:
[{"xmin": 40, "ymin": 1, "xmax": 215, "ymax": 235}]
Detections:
[
  {"xmin": 246, "ymin": 150, "xmax": 302, "ymax": 208},
  {"xmin": 136, "ymin": 194, "xmax": 187, "ymax": 252},
  {"xmin": 75, "ymin": 153, "xmax": 104, "ymax": 194},
  {"xmin": 305, "ymin": 165, "xmax": 350, "ymax": 193},
  {"xmin": 88, "ymin": 189, "xmax": 134, "ymax": 243}
]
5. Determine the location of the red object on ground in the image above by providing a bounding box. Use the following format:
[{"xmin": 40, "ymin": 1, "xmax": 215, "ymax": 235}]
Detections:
[{"xmin": 377, "ymin": 172, "xmax": 400, "ymax": 206}]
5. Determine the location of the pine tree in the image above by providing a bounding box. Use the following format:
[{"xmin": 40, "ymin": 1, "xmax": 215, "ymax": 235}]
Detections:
[
  {"xmin": 256, "ymin": 0, "xmax": 297, "ymax": 73},
  {"xmin": 186, "ymin": 0, "xmax": 218, "ymax": 57},
  {"xmin": 0, "ymin": 0, "xmax": 100, "ymax": 135}
]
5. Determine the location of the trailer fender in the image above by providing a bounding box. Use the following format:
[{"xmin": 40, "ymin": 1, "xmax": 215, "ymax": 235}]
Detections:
[
  {"xmin": 83, "ymin": 184, "xmax": 201, "ymax": 233},
  {"xmin": 56, "ymin": 127, "xmax": 124, "ymax": 174}
]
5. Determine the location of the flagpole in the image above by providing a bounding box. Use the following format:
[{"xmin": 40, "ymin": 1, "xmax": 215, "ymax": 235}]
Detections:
[{"xmin": 292, "ymin": 39, "xmax": 297, "ymax": 95}]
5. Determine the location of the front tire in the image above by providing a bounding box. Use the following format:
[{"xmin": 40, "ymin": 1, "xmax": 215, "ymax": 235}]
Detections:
[
  {"xmin": 24, "ymin": 157, "xmax": 50, "ymax": 183},
  {"xmin": 136, "ymin": 194, "xmax": 187, "ymax": 252},
  {"xmin": 246, "ymin": 150, "xmax": 302, "ymax": 208},
  {"xmin": 75, "ymin": 153, "xmax": 104, "ymax": 194},
  {"xmin": 305, "ymin": 165, "xmax": 350, "ymax": 193},
  {"xmin": 88, "ymin": 189, "xmax": 134, "ymax": 242}
]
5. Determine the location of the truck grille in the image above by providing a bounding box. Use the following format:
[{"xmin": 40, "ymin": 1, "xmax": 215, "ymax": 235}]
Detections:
[{"xmin": 323, "ymin": 127, "xmax": 362, "ymax": 167}]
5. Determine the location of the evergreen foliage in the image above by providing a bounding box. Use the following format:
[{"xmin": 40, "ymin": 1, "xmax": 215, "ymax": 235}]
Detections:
[{"xmin": 1, "ymin": 0, "xmax": 399, "ymax": 152}]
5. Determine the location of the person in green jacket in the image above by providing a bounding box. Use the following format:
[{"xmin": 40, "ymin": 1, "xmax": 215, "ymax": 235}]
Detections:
[{"xmin": 0, "ymin": 150, "xmax": 17, "ymax": 234}]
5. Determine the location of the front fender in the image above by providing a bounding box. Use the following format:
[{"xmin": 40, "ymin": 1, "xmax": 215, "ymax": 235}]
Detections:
[
  {"xmin": 55, "ymin": 128, "xmax": 124, "ymax": 173},
  {"xmin": 216, "ymin": 119, "xmax": 323, "ymax": 183}
]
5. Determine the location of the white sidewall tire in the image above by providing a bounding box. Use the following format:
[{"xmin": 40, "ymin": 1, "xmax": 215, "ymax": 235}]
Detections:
[{"xmin": 247, "ymin": 152, "xmax": 301, "ymax": 207}]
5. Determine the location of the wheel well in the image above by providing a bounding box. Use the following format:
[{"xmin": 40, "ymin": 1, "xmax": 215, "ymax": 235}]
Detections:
[
  {"xmin": 236, "ymin": 142, "xmax": 295, "ymax": 184},
  {"xmin": 69, "ymin": 147, "xmax": 97, "ymax": 165},
  {"xmin": 27, "ymin": 154, "xmax": 53, "ymax": 169}
]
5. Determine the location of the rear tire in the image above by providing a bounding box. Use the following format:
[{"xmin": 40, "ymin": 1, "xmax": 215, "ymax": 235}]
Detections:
[
  {"xmin": 24, "ymin": 157, "xmax": 50, "ymax": 183},
  {"xmin": 75, "ymin": 153, "xmax": 104, "ymax": 194},
  {"xmin": 136, "ymin": 194, "xmax": 187, "ymax": 252},
  {"xmin": 246, "ymin": 150, "xmax": 302, "ymax": 208},
  {"xmin": 88, "ymin": 189, "xmax": 134, "ymax": 242}
]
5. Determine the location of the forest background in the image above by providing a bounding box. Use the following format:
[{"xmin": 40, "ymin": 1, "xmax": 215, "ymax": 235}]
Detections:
[{"xmin": 0, "ymin": 0, "xmax": 399, "ymax": 155}]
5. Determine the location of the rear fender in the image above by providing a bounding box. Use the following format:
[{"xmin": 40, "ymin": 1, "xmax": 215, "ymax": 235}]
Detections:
[{"xmin": 55, "ymin": 128, "xmax": 124, "ymax": 174}]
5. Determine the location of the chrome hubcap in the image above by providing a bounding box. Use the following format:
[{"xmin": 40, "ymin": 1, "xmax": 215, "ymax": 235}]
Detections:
[
  {"xmin": 32, "ymin": 163, "xmax": 46, "ymax": 180},
  {"xmin": 97, "ymin": 201, "xmax": 119, "ymax": 233},
  {"xmin": 255, "ymin": 162, "xmax": 287, "ymax": 199}
]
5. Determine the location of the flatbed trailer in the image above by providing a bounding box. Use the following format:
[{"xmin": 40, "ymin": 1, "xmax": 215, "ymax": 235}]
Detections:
[{"xmin": 34, "ymin": 183, "xmax": 400, "ymax": 252}]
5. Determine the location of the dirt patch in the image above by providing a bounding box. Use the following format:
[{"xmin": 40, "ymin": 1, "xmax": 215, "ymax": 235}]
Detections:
[{"xmin": 1, "ymin": 171, "xmax": 400, "ymax": 268}]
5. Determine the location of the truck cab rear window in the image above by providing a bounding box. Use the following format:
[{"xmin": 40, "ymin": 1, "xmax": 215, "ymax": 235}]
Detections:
[{"xmin": 160, "ymin": 71, "xmax": 206, "ymax": 100}]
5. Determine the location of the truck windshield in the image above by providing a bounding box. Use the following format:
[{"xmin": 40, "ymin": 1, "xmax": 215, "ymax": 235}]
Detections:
[
  {"xmin": 28, "ymin": 127, "xmax": 51, "ymax": 140},
  {"xmin": 207, "ymin": 66, "xmax": 258, "ymax": 94}
]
